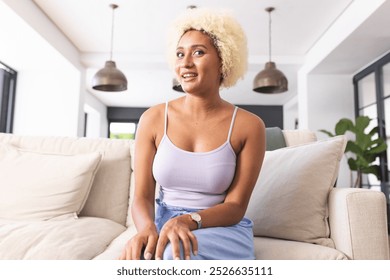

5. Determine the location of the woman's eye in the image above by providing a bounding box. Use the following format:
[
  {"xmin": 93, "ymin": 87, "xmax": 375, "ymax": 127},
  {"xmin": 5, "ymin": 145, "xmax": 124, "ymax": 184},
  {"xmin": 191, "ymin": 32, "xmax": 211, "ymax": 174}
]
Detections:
[
  {"xmin": 194, "ymin": 50, "xmax": 204, "ymax": 56},
  {"xmin": 176, "ymin": 52, "xmax": 184, "ymax": 58}
]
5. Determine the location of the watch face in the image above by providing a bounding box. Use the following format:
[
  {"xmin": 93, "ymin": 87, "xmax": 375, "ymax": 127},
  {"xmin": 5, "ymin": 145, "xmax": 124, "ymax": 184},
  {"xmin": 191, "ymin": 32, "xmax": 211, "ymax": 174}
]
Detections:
[{"xmin": 191, "ymin": 212, "xmax": 201, "ymax": 222}]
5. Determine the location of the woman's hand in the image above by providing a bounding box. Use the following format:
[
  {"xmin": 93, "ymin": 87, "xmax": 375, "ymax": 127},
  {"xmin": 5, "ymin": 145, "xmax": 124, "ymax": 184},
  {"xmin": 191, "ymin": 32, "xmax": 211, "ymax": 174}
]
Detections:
[
  {"xmin": 119, "ymin": 226, "xmax": 158, "ymax": 260},
  {"xmin": 155, "ymin": 215, "xmax": 198, "ymax": 260}
]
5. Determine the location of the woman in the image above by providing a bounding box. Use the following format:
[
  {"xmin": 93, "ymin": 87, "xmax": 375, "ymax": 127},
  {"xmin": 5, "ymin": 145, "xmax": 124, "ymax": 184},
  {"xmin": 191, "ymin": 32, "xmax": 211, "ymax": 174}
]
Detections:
[{"xmin": 120, "ymin": 8, "xmax": 266, "ymax": 260}]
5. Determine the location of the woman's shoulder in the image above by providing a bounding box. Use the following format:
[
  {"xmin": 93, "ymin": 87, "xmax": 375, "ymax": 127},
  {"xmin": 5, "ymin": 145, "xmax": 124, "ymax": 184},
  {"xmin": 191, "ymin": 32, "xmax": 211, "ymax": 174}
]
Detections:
[
  {"xmin": 141, "ymin": 98, "xmax": 183, "ymax": 120},
  {"xmin": 136, "ymin": 104, "xmax": 166, "ymax": 138},
  {"xmin": 139, "ymin": 102, "xmax": 166, "ymax": 123},
  {"xmin": 236, "ymin": 107, "xmax": 265, "ymax": 131},
  {"xmin": 234, "ymin": 107, "xmax": 266, "ymax": 144},
  {"xmin": 229, "ymin": 106, "xmax": 265, "ymax": 154}
]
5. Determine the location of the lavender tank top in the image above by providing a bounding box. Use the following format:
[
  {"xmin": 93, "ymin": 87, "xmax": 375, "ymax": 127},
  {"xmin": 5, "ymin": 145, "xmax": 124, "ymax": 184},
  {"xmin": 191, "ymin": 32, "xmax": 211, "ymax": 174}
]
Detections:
[{"xmin": 152, "ymin": 102, "xmax": 238, "ymax": 209}]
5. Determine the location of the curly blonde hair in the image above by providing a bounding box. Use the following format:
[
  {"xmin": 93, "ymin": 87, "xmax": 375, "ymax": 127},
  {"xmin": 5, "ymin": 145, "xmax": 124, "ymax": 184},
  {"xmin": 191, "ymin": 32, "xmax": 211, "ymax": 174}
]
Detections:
[{"xmin": 167, "ymin": 8, "xmax": 248, "ymax": 88}]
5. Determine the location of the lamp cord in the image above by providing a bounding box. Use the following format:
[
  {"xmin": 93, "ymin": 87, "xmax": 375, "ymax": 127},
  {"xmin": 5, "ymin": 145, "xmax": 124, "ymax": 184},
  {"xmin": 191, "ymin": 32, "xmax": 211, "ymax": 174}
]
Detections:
[
  {"xmin": 109, "ymin": 5, "xmax": 116, "ymax": 61},
  {"xmin": 268, "ymin": 9, "xmax": 272, "ymax": 62}
]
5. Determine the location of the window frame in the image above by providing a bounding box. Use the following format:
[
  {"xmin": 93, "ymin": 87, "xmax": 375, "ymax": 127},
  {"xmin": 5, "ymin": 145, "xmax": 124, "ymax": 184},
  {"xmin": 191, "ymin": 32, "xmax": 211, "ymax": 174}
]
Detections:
[{"xmin": 0, "ymin": 61, "xmax": 17, "ymax": 133}]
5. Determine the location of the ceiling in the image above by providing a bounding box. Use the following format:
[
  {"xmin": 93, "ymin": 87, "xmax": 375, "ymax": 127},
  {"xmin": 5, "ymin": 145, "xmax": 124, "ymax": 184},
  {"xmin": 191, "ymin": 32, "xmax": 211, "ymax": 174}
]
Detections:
[{"xmin": 32, "ymin": 0, "xmax": 355, "ymax": 108}]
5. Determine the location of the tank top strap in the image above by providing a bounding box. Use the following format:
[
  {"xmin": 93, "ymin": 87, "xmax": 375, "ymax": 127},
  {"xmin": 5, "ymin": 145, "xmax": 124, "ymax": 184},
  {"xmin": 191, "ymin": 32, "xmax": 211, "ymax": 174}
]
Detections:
[
  {"xmin": 227, "ymin": 106, "xmax": 238, "ymax": 141},
  {"xmin": 164, "ymin": 101, "xmax": 168, "ymax": 135}
]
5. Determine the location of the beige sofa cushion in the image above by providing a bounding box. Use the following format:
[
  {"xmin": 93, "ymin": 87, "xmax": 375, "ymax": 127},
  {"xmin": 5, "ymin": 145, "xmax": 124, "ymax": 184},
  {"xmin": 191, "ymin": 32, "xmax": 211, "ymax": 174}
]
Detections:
[
  {"xmin": 0, "ymin": 143, "xmax": 102, "ymax": 221},
  {"xmin": 246, "ymin": 136, "xmax": 347, "ymax": 247},
  {"xmin": 282, "ymin": 129, "xmax": 317, "ymax": 146},
  {"xmin": 253, "ymin": 237, "xmax": 347, "ymax": 260},
  {"xmin": 0, "ymin": 217, "xmax": 125, "ymax": 259},
  {"xmin": 0, "ymin": 133, "xmax": 132, "ymax": 226}
]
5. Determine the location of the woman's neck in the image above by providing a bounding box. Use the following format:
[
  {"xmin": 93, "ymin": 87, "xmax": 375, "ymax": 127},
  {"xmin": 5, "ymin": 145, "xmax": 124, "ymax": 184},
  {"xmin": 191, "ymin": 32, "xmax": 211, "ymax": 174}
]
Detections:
[{"xmin": 180, "ymin": 94, "xmax": 226, "ymax": 120}]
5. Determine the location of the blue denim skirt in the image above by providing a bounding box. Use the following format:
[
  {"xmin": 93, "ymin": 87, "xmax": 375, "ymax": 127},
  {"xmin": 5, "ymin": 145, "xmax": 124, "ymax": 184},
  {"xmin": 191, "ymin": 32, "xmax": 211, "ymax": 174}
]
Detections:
[{"xmin": 155, "ymin": 197, "xmax": 255, "ymax": 260}]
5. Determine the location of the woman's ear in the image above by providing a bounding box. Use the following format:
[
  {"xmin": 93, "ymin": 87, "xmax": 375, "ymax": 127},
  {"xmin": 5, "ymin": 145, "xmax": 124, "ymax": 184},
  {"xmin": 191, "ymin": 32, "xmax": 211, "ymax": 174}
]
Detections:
[{"xmin": 219, "ymin": 65, "xmax": 225, "ymax": 84}]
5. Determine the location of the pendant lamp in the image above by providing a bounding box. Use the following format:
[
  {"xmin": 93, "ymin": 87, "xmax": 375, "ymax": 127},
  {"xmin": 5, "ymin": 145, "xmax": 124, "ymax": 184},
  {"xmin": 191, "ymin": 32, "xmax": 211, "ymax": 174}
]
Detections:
[
  {"xmin": 92, "ymin": 4, "xmax": 127, "ymax": 92},
  {"xmin": 172, "ymin": 77, "xmax": 184, "ymax": 92},
  {"xmin": 253, "ymin": 7, "xmax": 288, "ymax": 94}
]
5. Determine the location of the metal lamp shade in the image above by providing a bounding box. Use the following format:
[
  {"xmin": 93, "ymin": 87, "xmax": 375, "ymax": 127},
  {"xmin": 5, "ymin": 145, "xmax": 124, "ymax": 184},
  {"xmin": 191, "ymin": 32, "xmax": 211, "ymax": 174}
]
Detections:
[
  {"xmin": 92, "ymin": 61, "xmax": 128, "ymax": 92},
  {"xmin": 172, "ymin": 77, "xmax": 184, "ymax": 92},
  {"xmin": 253, "ymin": 62, "xmax": 288, "ymax": 93}
]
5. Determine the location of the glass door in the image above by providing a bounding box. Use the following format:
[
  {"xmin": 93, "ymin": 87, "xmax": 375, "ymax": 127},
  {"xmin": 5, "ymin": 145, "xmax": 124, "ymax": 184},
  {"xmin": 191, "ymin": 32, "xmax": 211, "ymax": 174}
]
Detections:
[{"xmin": 353, "ymin": 52, "xmax": 390, "ymax": 232}]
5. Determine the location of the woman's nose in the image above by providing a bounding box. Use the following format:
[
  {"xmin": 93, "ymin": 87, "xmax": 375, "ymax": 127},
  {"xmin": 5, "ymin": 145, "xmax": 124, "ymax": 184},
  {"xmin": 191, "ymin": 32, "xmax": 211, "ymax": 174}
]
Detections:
[{"xmin": 179, "ymin": 55, "xmax": 194, "ymax": 68}]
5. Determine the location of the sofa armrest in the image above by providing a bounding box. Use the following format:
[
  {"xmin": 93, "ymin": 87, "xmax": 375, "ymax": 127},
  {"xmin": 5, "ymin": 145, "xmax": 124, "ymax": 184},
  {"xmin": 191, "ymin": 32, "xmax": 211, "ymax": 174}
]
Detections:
[
  {"xmin": 329, "ymin": 188, "xmax": 389, "ymax": 259},
  {"xmin": 93, "ymin": 225, "xmax": 137, "ymax": 260}
]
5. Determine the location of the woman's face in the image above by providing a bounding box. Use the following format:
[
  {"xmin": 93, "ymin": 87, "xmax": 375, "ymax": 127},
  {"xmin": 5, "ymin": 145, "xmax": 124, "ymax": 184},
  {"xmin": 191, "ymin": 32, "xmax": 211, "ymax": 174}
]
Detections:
[{"xmin": 175, "ymin": 30, "xmax": 222, "ymax": 94}]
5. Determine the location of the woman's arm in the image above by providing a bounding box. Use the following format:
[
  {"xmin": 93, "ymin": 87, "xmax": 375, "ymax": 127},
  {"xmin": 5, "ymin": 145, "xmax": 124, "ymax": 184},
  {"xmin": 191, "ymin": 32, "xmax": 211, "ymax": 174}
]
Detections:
[
  {"xmin": 200, "ymin": 111, "xmax": 266, "ymax": 226},
  {"xmin": 155, "ymin": 110, "xmax": 266, "ymax": 259},
  {"xmin": 119, "ymin": 106, "xmax": 163, "ymax": 260}
]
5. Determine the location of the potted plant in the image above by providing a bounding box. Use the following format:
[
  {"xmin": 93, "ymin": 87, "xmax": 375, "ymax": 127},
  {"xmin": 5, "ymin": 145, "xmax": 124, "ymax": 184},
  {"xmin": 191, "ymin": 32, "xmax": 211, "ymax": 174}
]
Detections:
[{"xmin": 320, "ymin": 116, "xmax": 387, "ymax": 188}]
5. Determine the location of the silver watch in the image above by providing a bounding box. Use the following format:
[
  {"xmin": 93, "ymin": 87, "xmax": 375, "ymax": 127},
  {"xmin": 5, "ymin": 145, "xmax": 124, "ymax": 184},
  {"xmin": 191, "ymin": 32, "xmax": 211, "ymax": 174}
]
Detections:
[{"xmin": 189, "ymin": 212, "xmax": 202, "ymax": 229}]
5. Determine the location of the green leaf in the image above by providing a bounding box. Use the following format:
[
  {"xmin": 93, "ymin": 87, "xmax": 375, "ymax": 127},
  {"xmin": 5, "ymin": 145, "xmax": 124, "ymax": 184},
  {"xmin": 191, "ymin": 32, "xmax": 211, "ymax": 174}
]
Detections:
[
  {"xmin": 355, "ymin": 154, "xmax": 370, "ymax": 168},
  {"xmin": 348, "ymin": 158, "xmax": 358, "ymax": 171},
  {"xmin": 355, "ymin": 116, "xmax": 371, "ymax": 132},
  {"xmin": 318, "ymin": 129, "xmax": 335, "ymax": 137},
  {"xmin": 368, "ymin": 126, "xmax": 379, "ymax": 137},
  {"xmin": 355, "ymin": 131, "xmax": 371, "ymax": 150},
  {"xmin": 361, "ymin": 165, "xmax": 380, "ymax": 179},
  {"xmin": 362, "ymin": 150, "xmax": 377, "ymax": 162},
  {"xmin": 368, "ymin": 141, "xmax": 387, "ymax": 154},
  {"xmin": 345, "ymin": 141, "xmax": 363, "ymax": 155},
  {"xmin": 335, "ymin": 118, "xmax": 353, "ymax": 135}
]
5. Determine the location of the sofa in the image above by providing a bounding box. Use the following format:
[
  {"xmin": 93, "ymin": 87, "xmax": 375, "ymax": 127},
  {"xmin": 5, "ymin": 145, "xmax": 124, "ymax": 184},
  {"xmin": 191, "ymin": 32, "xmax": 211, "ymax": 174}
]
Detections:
[{"xmin": 0, "ymin": 129, "xmax": 388, "ymax": 260}]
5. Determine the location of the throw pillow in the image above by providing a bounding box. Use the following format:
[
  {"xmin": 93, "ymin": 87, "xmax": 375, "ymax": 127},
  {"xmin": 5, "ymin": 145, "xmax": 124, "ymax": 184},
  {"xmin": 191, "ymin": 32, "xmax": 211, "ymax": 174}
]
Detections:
[
  {"xmin": 0, "ymin": 143, "xmax": 102, "ymax": 221},
  {"xmin": 245, "ymin": 136, "xmax": 346, "ymax": 247}
]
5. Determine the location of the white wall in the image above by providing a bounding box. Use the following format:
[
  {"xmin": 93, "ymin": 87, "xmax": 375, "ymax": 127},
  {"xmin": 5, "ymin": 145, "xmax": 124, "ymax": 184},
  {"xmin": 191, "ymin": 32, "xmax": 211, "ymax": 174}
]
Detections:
[
  {"xmin": 13, "ymin": 66, "xmax": 81, "ymax": 137},
  {"xmin": 306, "ymin": 74, "xmax": 355, "ymax": 135},
  {"xmin": 0, "ymin": 0, "xmax": 107, "ymax": 137},
  {"xmin": 307, "ymin": 74, "xmax": 355, "ymax": 187},
  {"xmin": 283, "ymin": 96, "xmax": 298, "ymax": 130},
  {"xmin": 84, "ymin": 92, "xmax": 108, "ymax": 138}
]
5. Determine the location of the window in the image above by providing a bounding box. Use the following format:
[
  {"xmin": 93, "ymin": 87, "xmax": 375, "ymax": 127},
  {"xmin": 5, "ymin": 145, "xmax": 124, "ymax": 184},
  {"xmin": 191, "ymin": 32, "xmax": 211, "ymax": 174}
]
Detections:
[
  {"xmin": 0, "ymin": 61, "xmax": 17, "ymax": 133},
  {"xmin": 106, "ymin": 107, "xmax": 148, "ymax": 139},
  {"xmin": 353, "ymin": 51, "xmax": 390, "ymax": 230},
  {"xmin": 109, "ymin": 122, "xmax": 137, "ymax": 139}
]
